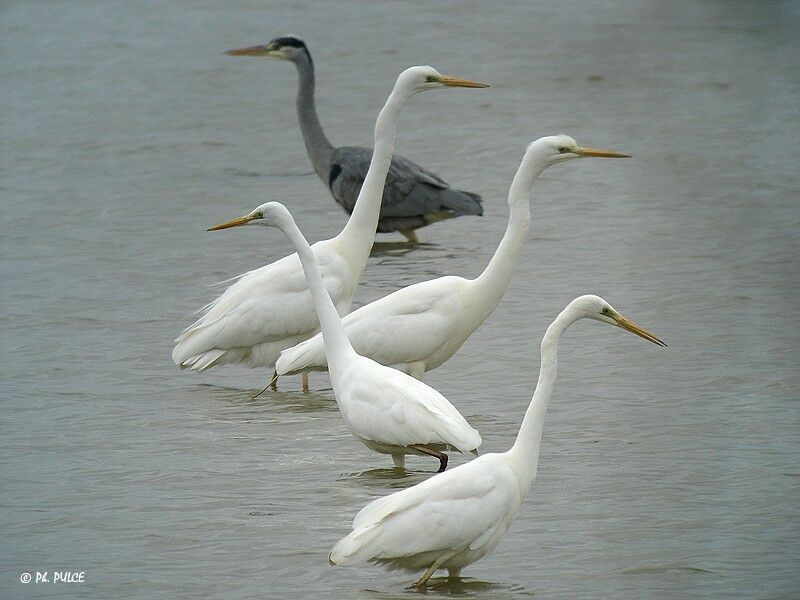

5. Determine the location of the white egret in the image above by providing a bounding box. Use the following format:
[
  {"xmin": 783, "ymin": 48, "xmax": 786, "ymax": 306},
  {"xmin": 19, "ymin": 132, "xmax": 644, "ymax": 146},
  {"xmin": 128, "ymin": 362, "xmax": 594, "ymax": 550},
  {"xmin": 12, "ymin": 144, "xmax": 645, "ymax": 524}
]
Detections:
[
  {"xmin": 207, "ymin": 202, "xmax": 482, "ymax": 471},
  {"xmin": 226, "ymin": 36, "xmax": 483, "ymax": 243},
  {"xmin": 277, "ymin": 136, "xmax": 629, "ymax": 381},
  {"xmin": 329, "ymin": 294, "xmax": 665, "ymax": 587},
  {"xmin": 172, "ymin": 67, "xmax": 488, "ymax": 386}
]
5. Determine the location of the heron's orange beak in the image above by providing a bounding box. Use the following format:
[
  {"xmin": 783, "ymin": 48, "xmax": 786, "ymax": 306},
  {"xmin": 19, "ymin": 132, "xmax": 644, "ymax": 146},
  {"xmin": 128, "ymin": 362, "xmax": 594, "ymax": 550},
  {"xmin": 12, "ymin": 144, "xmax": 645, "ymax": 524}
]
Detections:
[
  {"xmin": 435, "ymin": 75, "xmax": 490, "ymax": 89},
  {"xmin": 574, "ymin": 146, "xmax": 630, "ymax": 158},
  {"xmin": 611, "ymin": 314, "xmax": 666, "ymax": 347},
  {"xmin": 208, "ymin": 215, "xmax": 257, "ymax": 231},
  {"xmin": 225, "ymin": 45, "xmax": 280, "ymax": 58}
]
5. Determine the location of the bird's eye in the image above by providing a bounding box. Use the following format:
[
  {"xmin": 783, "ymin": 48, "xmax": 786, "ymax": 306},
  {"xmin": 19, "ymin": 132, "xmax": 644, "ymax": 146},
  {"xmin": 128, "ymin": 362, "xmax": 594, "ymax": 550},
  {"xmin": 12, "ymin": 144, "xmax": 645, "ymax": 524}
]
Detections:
[
  {"xmin": 558, "ymin": 147, "xmax": 571, "ymax": 154},
  {"xmin": 425, "ymin": 75, "xmax": 437, "ymax": 83},
  {"xmin": 253, "ymin": 211, "xmax": 264, "ymax": 219},
  {"xmin": 601, "ymin": 307, "xmax": 611, "ymax": 316}
]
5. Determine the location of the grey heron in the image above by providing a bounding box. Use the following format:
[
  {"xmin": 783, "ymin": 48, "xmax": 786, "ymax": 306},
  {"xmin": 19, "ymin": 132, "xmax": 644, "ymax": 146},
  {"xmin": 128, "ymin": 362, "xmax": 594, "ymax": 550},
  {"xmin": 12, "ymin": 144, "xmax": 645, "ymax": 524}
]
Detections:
[{"xmin": 226, "ymin": 36, "xmax": 484, "ymax": 243}]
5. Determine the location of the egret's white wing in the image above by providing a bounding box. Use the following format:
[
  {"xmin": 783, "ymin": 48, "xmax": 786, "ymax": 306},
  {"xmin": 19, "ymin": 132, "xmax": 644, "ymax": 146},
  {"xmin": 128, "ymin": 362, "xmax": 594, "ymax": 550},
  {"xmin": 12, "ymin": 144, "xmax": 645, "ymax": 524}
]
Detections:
[
  {"xmin": 332, "ymin": 456, "xmax": 519, "ymax": 564},
  {"xmin": 338, "ymin": 359, "xmax": 480, "ymax": 452},
  {"xmin": 173, "ymin": 242, "xmax": 349, "ymax": 368},
  {"xmin": 277, "ymin": 276, "xmax": 468, "ymax": 374}
]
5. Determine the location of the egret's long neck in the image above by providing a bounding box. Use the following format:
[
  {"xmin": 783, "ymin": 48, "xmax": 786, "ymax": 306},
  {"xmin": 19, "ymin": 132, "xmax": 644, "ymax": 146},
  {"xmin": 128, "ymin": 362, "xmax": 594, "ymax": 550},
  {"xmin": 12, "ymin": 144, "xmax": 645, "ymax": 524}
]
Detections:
[
  {"xmin": 293, "ymin": 54, "xmax": 334, "ymax": 178},
  {"xmin": 471, "ymin": 146, "xmax": 550, "ymax": 314},
  {"xmin": 507, "ymin": 305, "xmax": 577, "ymax": 492},
  {"xmin": 280, "ymin": 217, "xmax": 356, "ymax": 376},
  {"xmin": 335, "ymin": 85, "xmax": 407, "ymax": 264}
]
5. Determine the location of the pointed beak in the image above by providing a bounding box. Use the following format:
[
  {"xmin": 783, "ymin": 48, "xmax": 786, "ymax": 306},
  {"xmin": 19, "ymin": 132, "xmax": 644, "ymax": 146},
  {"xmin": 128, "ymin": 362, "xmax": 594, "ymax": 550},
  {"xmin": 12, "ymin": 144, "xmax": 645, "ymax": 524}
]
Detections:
[
  {"xmin": 611, "ymin": 314, "xmax": 667, "ymax": 347},
  {"xmin": 435, "ymin": 74, "xmax": 490, "ymax": 88},
  {"xmin": 224, "ymin": 45, "xmax": 282, "ymax": 58},
  {"xmin": 573, "ymin": 146, "xmax": 630, "ymax": 158},
  {"xmin": 208, "ymin": 214, "xmax": 257, "ymax": 231}
]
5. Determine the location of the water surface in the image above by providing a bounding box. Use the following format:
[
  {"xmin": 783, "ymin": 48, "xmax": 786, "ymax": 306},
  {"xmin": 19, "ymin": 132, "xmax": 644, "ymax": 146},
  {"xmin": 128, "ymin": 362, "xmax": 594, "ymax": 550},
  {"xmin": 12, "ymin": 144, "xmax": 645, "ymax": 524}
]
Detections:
[{"xmin": 2, "ymin": 1, "xmax": 799, "ymax": 598}]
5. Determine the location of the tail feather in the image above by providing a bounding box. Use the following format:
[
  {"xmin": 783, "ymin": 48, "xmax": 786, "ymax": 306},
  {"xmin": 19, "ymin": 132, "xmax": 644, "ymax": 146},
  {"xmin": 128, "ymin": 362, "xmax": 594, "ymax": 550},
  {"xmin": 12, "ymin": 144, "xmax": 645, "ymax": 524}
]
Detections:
[
  {"xmin": 329, "ymin": 524, "xmax": 383, "ymax": 566},
  {"xmin": 174, "ymin": 347, "xmax": 227, "ymax": 371},
  {"xmin": 172, "ymin": 314, "xmax": 231, "ymax": 369},
  {"xmin": 276, "ymin": 338, "xmax": 324, "ymax": 375},
  {"xmin": 441, "ymin": 189, "xmax": 482, "ymax": 217},
  {"xmin": 453, "ymin": 426, "xmax": 482, "ymax": 454}
]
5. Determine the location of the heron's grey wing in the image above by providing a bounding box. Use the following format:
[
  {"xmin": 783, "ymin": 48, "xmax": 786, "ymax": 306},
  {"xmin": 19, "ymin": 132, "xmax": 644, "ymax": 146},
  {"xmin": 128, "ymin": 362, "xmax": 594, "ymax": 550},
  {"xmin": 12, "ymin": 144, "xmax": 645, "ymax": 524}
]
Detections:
[
  {"xmin": 385, "ymin": 151, "xmax": 451, "ymax": 188},
  {"xmin": 328, "ymin": 146, "xmax": 482, "ymax": 226}
]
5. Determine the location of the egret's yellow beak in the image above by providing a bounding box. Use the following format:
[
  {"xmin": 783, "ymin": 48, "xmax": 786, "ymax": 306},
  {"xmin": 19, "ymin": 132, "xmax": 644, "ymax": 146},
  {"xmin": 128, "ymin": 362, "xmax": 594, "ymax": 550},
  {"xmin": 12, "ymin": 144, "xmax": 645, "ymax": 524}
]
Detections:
[
  {"xmin": 611, "ymin": 314, "xmax": 666, "ymax": 347},
  {"xmin": 208, "ymin": 214, "xmax": 258, "ymax": 231},
  {"xmin": 225, "ymin": 45, "xmax": 284, "ymax": 58},
  {"xmin": 434, "ymin": 75, "xmax": 490, "ymax": 89},
  {"xmin": 573, "ymin": 146, "xmax": 630, "ymax": 158}
]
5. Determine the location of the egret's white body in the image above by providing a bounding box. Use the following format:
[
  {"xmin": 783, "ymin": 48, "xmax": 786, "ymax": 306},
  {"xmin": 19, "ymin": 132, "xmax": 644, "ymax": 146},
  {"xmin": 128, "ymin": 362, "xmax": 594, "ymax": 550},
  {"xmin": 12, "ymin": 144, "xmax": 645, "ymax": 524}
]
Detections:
[
  {"xmin": 329, "ymin": 295, "xmax": 665, "ymax": 586},
  {"xmin": 328, "ymin": 355, "xmax": 482, "ymax": 467},
  {"xmin": 207, "ymin": 201, "xmax": 482, "ymax": 471},
  {"xmin": 277, "ymin": 136, "xmax": 629, "ymax": 380},
  {"xmin": 173, "ymin": 244, "xmax": 348, "ymax": 370},
  {"xmin": 172, "ymin": 67, "xmax": 488, "ymax": 375}
]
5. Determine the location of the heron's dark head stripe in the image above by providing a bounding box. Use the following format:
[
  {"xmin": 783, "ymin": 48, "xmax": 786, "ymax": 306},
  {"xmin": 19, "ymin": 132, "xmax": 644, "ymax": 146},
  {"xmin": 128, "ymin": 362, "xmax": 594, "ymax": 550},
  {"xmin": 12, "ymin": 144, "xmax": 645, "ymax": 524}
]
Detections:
[
  {"xmin": 271, "ymin": 36, "xmax": 307, "ymax": 49},
  {"xmin": 269, "ymin": 36, "xmax": 312, "ymax": 65}
]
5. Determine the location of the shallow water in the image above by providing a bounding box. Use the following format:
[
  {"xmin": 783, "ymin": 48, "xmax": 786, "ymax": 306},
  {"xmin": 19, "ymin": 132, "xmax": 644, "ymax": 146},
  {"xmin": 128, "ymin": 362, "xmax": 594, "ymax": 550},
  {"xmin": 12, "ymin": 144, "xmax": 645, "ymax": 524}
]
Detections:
[{"xmin": 2, "ymin": 1, "xmax": 799, "ymax": 598}]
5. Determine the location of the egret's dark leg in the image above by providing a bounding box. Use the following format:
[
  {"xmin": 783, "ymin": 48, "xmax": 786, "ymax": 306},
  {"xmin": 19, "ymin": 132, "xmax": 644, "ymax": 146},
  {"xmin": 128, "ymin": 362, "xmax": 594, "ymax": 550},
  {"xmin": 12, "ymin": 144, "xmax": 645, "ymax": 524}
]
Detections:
[
  {"xmin": 409, "ymin": 444, "xmax": 448, "ymax": 472},
  {"xmin": 437, "ymin": 453, "xmax": 448, "ymax": 472},
  {"xmin": 251, "ymin": 371, "xmax": 280, "ymax": 400},
  {"xmin": 301, "ymin": 372, "xmax": 309, "ymax": 393}
]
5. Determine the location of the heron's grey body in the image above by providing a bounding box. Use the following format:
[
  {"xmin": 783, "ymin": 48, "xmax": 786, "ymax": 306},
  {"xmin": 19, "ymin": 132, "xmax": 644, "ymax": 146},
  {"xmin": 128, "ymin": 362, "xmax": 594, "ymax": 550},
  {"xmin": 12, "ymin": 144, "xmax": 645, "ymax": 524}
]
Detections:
[{"xmin": 241, "ymin": 36, "xmax": 483, "ymax": 239}]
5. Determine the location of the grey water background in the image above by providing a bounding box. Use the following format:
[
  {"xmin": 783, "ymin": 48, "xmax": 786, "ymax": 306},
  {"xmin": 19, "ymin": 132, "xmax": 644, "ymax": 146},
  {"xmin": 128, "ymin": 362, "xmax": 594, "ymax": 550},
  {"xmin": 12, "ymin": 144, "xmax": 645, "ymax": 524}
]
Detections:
[{"xmin": 2, "ymin": 1, "xmax": 799, "ymax": 598}]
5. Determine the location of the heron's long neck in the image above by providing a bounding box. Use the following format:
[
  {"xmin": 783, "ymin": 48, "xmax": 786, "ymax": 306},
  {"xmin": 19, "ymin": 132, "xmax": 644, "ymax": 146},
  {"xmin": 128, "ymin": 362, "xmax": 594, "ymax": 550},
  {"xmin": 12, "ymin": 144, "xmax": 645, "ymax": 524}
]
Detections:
[
  {"xmin": 335, "ymin": 86, "xmax": 406, "ymax": 264},
  {"xmin": 507, "ymin": 306, "xmax": 576, "ymax": 492},
  {"xmin": 293, "ymin": 54, "xmax": 334, "ymax": 178},
  {"xmin": 471, "ymin": 147, "xmax": 548, "ymax": 314},
  {"xmin": 281, "ymin": 219, "xmax": 356, "ymax": 376}
]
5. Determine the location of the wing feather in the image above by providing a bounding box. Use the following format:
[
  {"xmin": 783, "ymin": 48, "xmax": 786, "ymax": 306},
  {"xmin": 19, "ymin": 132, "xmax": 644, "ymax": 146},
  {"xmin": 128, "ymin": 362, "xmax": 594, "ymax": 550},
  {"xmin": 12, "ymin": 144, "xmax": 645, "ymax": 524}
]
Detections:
[
  {"xmin": 328, "ymin": 147, "xmax": 481, "ymax": 227},
  {"xmin": 173, "ymin": 242, "xmax": 350, "ymax": 369},
  {"xmin": 332, "ymin": 456, "xmax": 519, "ymax": 565},
  {"xmin": 276, "ymin": 276, "xmax": 468, "ymax": 375},
  {"xmin": 338, "ymin": 361, "xmax": 481, "ymax": 453}
]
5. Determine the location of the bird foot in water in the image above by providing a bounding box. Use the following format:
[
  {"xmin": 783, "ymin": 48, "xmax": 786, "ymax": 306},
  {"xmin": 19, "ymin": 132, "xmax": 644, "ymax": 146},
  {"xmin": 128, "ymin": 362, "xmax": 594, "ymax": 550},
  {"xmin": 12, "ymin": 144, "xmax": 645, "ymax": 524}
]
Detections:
[
  {"xmin": 399, "ymin": 229, "xmax": 419, "ymax": 244},
  {"xmin": 407, "ymin": 551, "xmax": 456, "ymax": 588}
]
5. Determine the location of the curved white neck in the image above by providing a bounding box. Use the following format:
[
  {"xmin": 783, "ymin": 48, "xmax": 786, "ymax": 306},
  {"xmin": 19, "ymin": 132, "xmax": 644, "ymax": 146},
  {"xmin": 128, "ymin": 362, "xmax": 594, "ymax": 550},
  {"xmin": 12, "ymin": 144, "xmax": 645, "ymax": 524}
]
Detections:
[
  {"xmin": 507, "ymin": 304, "xmax": 579, "ymax": 492},
  {"xmin": 279, "ymin": 217, "xmax": 357, "ymax": 377},
  {"xmin": 471, "ymin": 144, "xmax": 551, "ymax": 315},
  {"xmin": 334, "ymin": 85, "xmax": 408, "ymax": 263}
]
